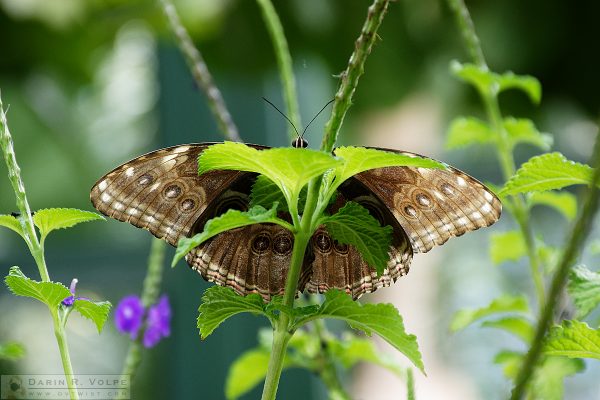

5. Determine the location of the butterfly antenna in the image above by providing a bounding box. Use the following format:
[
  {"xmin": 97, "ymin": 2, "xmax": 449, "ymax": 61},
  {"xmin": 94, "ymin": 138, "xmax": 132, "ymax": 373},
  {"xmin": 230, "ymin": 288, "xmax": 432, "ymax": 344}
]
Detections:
[
  {"xmin": 262, "ymin": 97, "xmax": 300, "ymax": 138},
  {"xmin": 301, "ymin": 99, "xmax": 334, "ymax": 138}
]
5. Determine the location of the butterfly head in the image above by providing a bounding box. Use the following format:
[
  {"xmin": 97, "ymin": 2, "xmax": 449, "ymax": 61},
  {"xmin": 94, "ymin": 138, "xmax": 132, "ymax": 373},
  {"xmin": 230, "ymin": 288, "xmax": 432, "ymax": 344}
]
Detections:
[{"xmin": 292, "ymin": 137, "xmax": 308, "ymax": 148}]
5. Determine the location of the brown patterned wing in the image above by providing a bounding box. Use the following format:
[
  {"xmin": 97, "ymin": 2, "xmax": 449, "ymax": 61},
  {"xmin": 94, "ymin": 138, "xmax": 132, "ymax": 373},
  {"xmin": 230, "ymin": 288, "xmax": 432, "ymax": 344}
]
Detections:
[
  {"xmin": 90, "ymin": 144, "xmax": 258, "ymax": 246},
  {"xmin": 186, "ymin": 224, "xmax": 295, "ymax": 300},
  {"xmin": 300, "ymin": 185, "xmax": 413, "ymax": 299},
  {"xmin": 352, "ymin": 148, "xmax": 502, "ymax": 253}
]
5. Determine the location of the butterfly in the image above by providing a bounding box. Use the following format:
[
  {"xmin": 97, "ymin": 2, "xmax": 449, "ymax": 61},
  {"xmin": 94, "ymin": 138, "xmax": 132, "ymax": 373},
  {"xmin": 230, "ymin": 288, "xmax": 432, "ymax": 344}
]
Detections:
[{"xmin": 90, "ymin": 143, "xmax": 501, "ymax": 300}]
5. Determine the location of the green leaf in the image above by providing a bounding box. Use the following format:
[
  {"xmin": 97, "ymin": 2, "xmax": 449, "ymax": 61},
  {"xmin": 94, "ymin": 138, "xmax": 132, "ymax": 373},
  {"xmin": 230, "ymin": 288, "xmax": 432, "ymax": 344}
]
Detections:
[
  {"xmin": 529, "ymin": 191, "xmax": 577, "ymax": 221},
  {"xmin": 495, "ymin": 350, "xmax": 583, "ymax": 399},
  {"xmin": 249, "ymin": 175, "xmax": 307, "ymax": 214},
  {"xmin": 544, "ymin": 320, "xmax": 600, "ymax": 360},
  {"xmin": 446, "ymin": 117, "xmax": 494, "ymax": 149},
  {"xmin": 532, "ymin": 356, "xmax": 584, "ymax": 400},
  {"xmin": 504, "ymin": 118, "xmax": 552, "ymax": 151},
  {"xmin": 225, "ymin": 349, "xmax": 272, "ymax": 400},
  {"xmin": 0, "ymin": 214, "xmax": 25, "ymax": 239},
  {"xmin": 502, "ymin": 153, "xmax": 594, "ymax": 196},
  {"xmin": 198, "ymin": 142, "xmax": 340, "ymax": 211},
  {"xmin": 320, "ymin": 202, "xmax": 393, "ymax": 275},
  {"xmin": 497, "ymin": 72, "xmax": 542, "ymax": 104},
  {"xmin": 482, "ymin": 316, "xmax": 534, "ymax": 343},
  {"xmin": 197, "ymin": 286, "xmax": 270, "ymax": 338},
  {"xmin": 328, "ymin": 333, "xmax": 404, "ymax": 376},
  {"xmin": 0, "ymin": 341, "xmax": 25, "ymax": 361},
  {"xmin": 293, "ymin": 290, "xmax": 424, "ymax": 373},
  {"xmin": 331, "ymin": 147, "xmax": 446, "ymax": 195},
  {"xmin": 567, "ymin": 265, "xmax": 600, "ymax": 319},
  {"xmin": 4, "ymin": 266, "xmax": 71, "ymax": 309},
  {"xmin": 173, "ymin": 204, "xmax": 292, "ymax": 266},
  {"xmin": 489, "ymin": 230, "xmax": 526, "ymax": 265},
  {"xmin": 450, "ymin": 294, "xmax": 529, "ymax": 332},
  {"xmin": 33, "ymin": 208, "xmax": 104, "ymax": 241},
  {"xmin": 451, "ymin": 61, "xmax": 541, "ymax": 104},
  {"xmin": 73, "ymin": 300, "xmax": 111, "ymax": 333}
]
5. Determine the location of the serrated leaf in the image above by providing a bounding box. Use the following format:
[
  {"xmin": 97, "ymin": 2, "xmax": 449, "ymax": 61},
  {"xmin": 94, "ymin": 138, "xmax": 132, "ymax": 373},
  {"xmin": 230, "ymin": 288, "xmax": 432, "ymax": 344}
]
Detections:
[
  {"xmin": 0, "ymin": 214, "xmax": 25, "ymax": 239},
  {"xmin": 293, "ymin": 290, "xmax": 424, "ymax": 373},
  {"xmin": 197, "ymin": 286, "xmax": 270, "ymax": 338},
  {"xmin": 4, "ymin": 266, "xmax": 71, "ymax": 309},
  {"xmin": 450, "ymin": 294, "xmax": 529, "ymax": 332},
  {"xmin": 529, "ymin": 191, "xmax": 577, "ymax": 221},
  {"xmin": 544, "ymin": 320, "xmax": 600, "ymax": 360},
  {"xmin": 33, "ymin": 208, "xmax": 104, "ymax": 241},
  {"xmin": 331, "ymin": 147, "xmax": 446, "ymax": 197},
  {"xmin": 0, "ymin": 341, "xmax": 25, "ymax": 361},
  {"xmin": 73, "ymin": 299, "xmax": 111, "ymax": 333},
  {"xmin": 482, "ymin": 316, "xmax": 534, "ymax": 343},
  {"xmin": 173, "ymin": 204, "xmax": 292, "ymax": 266},
  {"xmin": 502, "ymin": 153, "xmax": 594, "ymax": 195},
  {"xmin": 490, "ymin": 230, "xmax": 526, "ymax": 265},
  {"xmin": 567, "ymin": 266, "xmax": 600, "ymax": 319},
  {"xmin": 446, "ymin": 117, "xmax": 494, "ymax": 149},
  {"xmin": 198, "ymin": 142, "xmax": 340, "ymax": 211},
  {"xmin": 504, "ymin": 118, "xmax": 552, "ymax": 151},
  {"xmin": 328, "ymin": 333, "xmax": 404, "ymax": 376},
  {"xmin": 320, "ymin": 202, "xmax": 393, "ymax": 275},
  {"xmin": 451, "ymin": 61, "xmax": 541, "ymax": 104}
]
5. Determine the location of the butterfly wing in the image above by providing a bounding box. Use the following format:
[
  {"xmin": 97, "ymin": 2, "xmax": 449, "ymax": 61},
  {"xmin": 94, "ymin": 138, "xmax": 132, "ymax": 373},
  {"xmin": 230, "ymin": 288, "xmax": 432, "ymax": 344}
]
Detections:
[
  {"xmin": 352, "ymin": 148, "xmax": 502, "ymax": 253},
  {"xmin": 90, "ymin": 143, "xmax": 261, "ymax": 246}
]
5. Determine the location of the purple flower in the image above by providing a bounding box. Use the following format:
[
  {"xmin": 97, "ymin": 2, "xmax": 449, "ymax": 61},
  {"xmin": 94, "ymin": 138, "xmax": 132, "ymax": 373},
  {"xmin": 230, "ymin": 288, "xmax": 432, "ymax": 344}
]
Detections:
[
  {"xmin": 115, "ymin": 295, "xmax": 145, "ymax": 339},
  {"xmin": 143, "ymin": 295, "xmax": 171, "ymax": 348},
  {"xmin": 61, "ymin": 279, "xmax": 89, "ymax": 306}
]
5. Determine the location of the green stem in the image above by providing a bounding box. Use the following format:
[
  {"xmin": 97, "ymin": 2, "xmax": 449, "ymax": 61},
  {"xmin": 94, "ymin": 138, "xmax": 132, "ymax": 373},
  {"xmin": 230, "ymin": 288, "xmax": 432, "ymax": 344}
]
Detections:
[
  {"xmin": 158, "ymin": 0, "xmax": 241, "ymax": 142},
  {"xmin": 510, "ymin": 134, "xmax": 600, "ymax": 399},
  {"xmin": 120, "ymin": 238, "xmax": 166, "ymax": 380},
  {"xmin": 446, "ymin": 0, "xmax": 545, "ymax": 307},
  {"xmin": 52, "ymin": 311, "xmax": 79, "ymax": 400},
  {"xmin": 256, "ymin": 0, "xmax": 302, "ymax": 141},
  {"xmin": 321, "ymin": 0, "xmax": 391, "ymax": 153},
  {"xmin": 312, "ymin": 320, "xmax": 350, "ymax": 400},
  {"xmin": 2, "ymin": 95, "xmax": 79, "ymax": 400},
  {"xmin": 406, "ymin": 368, "xmax": 415, "ymax": 400}
]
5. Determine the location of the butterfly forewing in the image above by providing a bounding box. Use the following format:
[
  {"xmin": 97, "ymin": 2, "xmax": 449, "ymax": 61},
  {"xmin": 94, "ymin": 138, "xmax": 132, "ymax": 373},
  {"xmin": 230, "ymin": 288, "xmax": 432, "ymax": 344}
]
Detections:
[{"xmin": 91, "ymin": 144, "xmax": 248, "ymax": 246}]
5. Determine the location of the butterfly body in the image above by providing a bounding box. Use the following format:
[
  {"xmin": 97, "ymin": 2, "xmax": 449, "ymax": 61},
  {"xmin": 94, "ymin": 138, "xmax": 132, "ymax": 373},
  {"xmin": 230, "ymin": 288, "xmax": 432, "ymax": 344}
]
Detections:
[{"xmin": 91, "ymin": 143, "xmax": 501, "ymax": 299}]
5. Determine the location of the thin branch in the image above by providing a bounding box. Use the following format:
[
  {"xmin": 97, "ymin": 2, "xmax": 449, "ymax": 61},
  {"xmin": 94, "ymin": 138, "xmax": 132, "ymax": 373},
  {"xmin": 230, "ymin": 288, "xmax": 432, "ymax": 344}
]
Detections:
[
  {"xmin": 159, "ymin": 0, "xmax": 241, "ymax": 142},
  {"xmin": 446, "ymin": 0, "xmax": 486, "ymax": 68},
  {"xmin": 510, "ymin": 134, "xmax": 600, "ymax": 399},
  {"xmin": 256, "ymin": 0, "xmax": 302, "ymax": 142},
  {"xmin": 320, "ymin": 0, "xmax": 391, "ymax": 153}
]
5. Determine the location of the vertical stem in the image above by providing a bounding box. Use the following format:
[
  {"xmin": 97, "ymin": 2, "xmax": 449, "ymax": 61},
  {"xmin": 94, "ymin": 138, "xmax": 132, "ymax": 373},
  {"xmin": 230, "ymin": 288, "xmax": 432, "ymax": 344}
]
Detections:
[
  {"xmin": 53, "ymin": 311, "xmax": 79, "ymax": 400},
  {"xmin": 120, "ymin": 238, "xmax": 166, "ymax": 380},
  {"xmin": 511, "ymin": 135, "xmax": 600, "ymax": 399},
  {"xmin": 406, "ymin": 368, "xmax": 415, "ymax": 400},
  {"xmin": 2, "ymin": 94, "xmax": 79, "ymax": 400},
  {"xmin": 321, "ymin": 0, "xmax": 391, "ymax": 153},
  {"xmin": 446, "ymin": 0, "xmax": 545, "ymax": 307},
  {"xmin": 158, "ymin": 0, "xmax": 241, "ymax": 142},
  {"xmin": 256, "ymin": 0, "xmax": 302, "ymax": 141},
  {"xmin": 312, "ymin": 320, "xmax": 350, "ymax": 400}
]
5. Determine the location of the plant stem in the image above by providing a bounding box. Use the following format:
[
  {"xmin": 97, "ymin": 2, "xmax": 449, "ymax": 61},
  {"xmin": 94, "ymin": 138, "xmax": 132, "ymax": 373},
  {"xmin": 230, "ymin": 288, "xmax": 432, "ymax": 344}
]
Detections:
[
  {"xmin": 158, "ymin": 0, "xmax": 241, "ymax": 142},
  {"xmin": 256, "ymin": 0, "xmax": 302, "ymax": 141},
  {"xmin": 312, "ymin": 320, "xmax": 350, "ymax": 400},
  {"xmin": 1, "ymin": 95, "xmax": 79, "ymax": 400},
  {"xmin": 446, "ymin": 0, "xmax": 545, "ymax": 307},
  {"xmin": 406, "ymin": 368, "xmax": 415, "ymax": 400},
  {"xmin": 321, "ymin": 0, "xmax": 391, "ymax": 153},
  {"xmin": 510, "ymin": 134, "xmax": 600, "ymax": 399},
  {"xmin": 121, "ymin": 238, "xmax": 166, "ymax": 380},
  {"xmin": 53, "ymin": 311, "xmax": 79, "ymax": 400}
]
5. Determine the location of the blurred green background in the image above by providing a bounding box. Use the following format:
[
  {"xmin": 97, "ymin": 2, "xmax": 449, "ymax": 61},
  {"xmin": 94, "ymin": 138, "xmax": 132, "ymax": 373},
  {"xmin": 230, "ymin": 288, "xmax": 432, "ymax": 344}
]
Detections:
[{"xmin": 1, "ymin": 0, "xmax": 599, "ymax": 399}]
